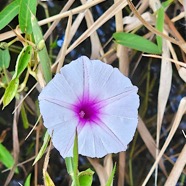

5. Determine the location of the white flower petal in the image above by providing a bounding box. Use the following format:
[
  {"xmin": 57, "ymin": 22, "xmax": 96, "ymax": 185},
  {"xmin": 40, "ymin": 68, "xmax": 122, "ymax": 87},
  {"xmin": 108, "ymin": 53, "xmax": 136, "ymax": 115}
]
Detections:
[
  {"xmin": 39, "ymin": 73, "xmax": 78, "ymax": 104},
  {"xmin": 60, "ymin": 56, "xmax": 92, "ymax": 98},
  {"xmin": 39, "ymin": 100, "xmax": 74, "ymax": 128},
  {"xmin": 102, "ymin": 90, "xmax": 139, "ymax": 119},
  {"xmin": 48, "ymin": 119, "xmax": 77, "ymax": 158},
  {"xmin": 78, "ymin": 124, "xmax": 107, "ymax": 158},
  {"xmin": 88, "ymin": 59, "xmax": 133, "ymax": 100},
  {"xmin": 100, "ymin": 115, "xmax": 138, "ymax": 148},
  {"xmin": 78, "ymin": 121, "xmax": 127, "ymax": 158}
]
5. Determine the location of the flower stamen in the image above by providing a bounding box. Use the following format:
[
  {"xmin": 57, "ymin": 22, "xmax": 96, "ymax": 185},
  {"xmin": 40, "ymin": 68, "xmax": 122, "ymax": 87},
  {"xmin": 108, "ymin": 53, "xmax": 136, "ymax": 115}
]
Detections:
[{"xmin": 79, "ymin": 110, "xmax": 86, "ymax": 118}]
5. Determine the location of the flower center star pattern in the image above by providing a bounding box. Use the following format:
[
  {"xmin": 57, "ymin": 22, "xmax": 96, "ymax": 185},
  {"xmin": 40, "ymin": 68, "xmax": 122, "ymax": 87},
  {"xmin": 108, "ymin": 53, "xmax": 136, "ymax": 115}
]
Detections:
[
  {"xmin": 39, "ymin": 56, "xmax": 139, "ymax": 158},
  {"xmin": 73, "ymin": 97, "xmax": 101, "ymax": 123}
]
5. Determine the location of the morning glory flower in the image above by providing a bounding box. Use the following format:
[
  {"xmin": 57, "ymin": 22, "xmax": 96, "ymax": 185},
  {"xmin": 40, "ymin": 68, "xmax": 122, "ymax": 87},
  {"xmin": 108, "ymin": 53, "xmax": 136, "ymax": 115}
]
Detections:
[{"xmin": 39, "ymin": 56, "xmax": 139, "ymax": 158}]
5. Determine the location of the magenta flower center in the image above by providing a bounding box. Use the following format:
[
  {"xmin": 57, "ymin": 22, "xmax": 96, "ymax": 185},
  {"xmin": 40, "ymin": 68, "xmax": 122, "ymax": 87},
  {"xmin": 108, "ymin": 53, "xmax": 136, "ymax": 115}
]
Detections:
[
  {"xmin": 78, "ymin": 103, "xmax": 96, "ymax": 120},
  {"xmin": 73, "ymin": 96, "xmax": 101, "ymax": 125}
]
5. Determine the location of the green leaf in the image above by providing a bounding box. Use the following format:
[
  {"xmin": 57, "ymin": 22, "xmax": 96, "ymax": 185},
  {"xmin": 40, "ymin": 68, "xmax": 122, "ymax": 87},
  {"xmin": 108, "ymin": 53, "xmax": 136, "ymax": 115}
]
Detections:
[
  {"xmin": 19, "ymin": 0, "xmax": 37, "ymax": 34},
  {"xmin": 0, "ymin": 143, "xmax": 18, "ymax": 173},
  {"xmin": 12, "ymin": 45, "xmax": 32, "ymax": 79},
  {"xmin": 156, "ymin": 7, "xmax": 164, "ymax": 53},
  {"xmin": 105, "ymin": 163, "xmax": 116, "ymax": 186},
  {"xmin": 43, "ymin": 172, "xmax": 55, "ymax": 186},
  {"xmin": 21, "ymin": 104, "xmax": 29, "ymax": 129},
  {"xmin": 162, "ymin": 0, "xmax": 174, "ymax": 9},
  {"xmin": 33, "ymin": 132, "xmax": 50, "ymax": 165},
  {"xmin": 0, "ymin": 0, "xmax": 19, "ymax": 30},
  {"xmin": 24, "ymin": 173, "xmax": 31, "ymax": 186},
  {"xmin": 3, "ymin": 78, "xmax": 19, "ymax": 109},
  {"xmin": 79, "ymin": 169, "xmax": 94, "ymax": 186},
  {"xmin": 113, "ymin": 32, "xmax": 161, "ymax": 54},
  {"xmin": 31, "ymin": 14, "xmax": 52, "ymax": 83},
  {"xmin": 0, "ymin": 48, "xmax": 11, "ymax": 70}
]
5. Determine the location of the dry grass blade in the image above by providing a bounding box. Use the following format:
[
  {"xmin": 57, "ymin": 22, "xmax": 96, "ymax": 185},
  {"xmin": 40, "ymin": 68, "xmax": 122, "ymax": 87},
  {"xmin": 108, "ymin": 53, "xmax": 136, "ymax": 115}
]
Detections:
[
  {"xmin": 53, "ymin": 10, "xmax": 85, "ymax": 69},
  {"xmin": 178, "ymin": 67, "xmax": 186, "ymax": 82},
  {"xmin": 115, "ymin": 0, "xmax": 129, "ymax": 76},
  {"xmin": 142, "ymin": 54, "xmax": 186, "ymax": 68},
  {"xmin": 12, "ymin": 83, "xmax": 38, "ymax": 114},
  {"xmin": 126, "ymin": 0, "xmax": 186, "ymax": 52},
  {"xmin": 167, "ymin": 41, "xmax": 186, "ymax": 83},
  {"xmin": 34, "ymin": 121, "xmax": 41, "ymax": 185},
  {"xmin": 66, "ymin": 0, "xmax": 128, "ymax": 54},
  {"xmin": 103, "ymin": 154, "xmax": 113, "ymax": 183},
  {"xmin": 149, "ymin": 0, "xmax": 161, "ymax": 11},
  {"xmin": 25, "ymin": 115, "xmax": 41, "ymax": 140},
  {"xmin": 56, "ymin": 13, "xmax": 72, "ymax": 72},
  {"xmin": 2, "ymin": 156, "xmax": 36, "ymax": 173},
  {"xmin": 165, "ymin": 14, "xmax": 186, "ymax": 44},
  {"xmin": 156, "ymin": 37, "xmax": 172, "ymax": 179},
  {"xmin": 48, "ymin": 0, "xmax": 106, "ymax": 70},
  {"xmin": 44, "ymin": 0, "xmax": 75, "ymax": 40},
  {"xmin": 155, "ymin": 34, "xmax": 171, "ymax": 183},
  {"xmin": 0, "ymin": 128, "xmax": 10, "ymax": 143},
  {"xmin": 88, "ymin": 158, "xmax": 108, "ymax": 186},
  {"xmin": 0, "ymin": 0, "xmax": 105, "ymax": 41},
  {"xmin": 118, "ymin": 152, "xmax": 125, "ymax": 186},
  {"xmin": 114, "ymin": 1, "xmax": 128, "ymax": 184},
  {"xmin": 164, "ymin": 144, "xmax": 186, "ymax": 186},
  {"xmin": 80, "ymin": 0, "xmax": 104, "ymax": 59},
  {"xmin": 4, "ymin": 100, "xmax": 21, "ymax": 186},
  {"xmin": 39, "ymin": 0, "xmax": 105, "ymax": 26},
  {"xmin": 171, "ymin": 12, "xmax": 185, "ymax": 22},
  {"xmin": 68, "ymin": 10, "xmax": 86, "ymax": 43},
  {"xmin": 167, "ymin": 40, "xmax": 180, "ymax": 69},
  {"xmin": 142, "ymin": 97, "xmax": 186, "ymax": 185},
  {"xmin": 136, "ymin": 0, "xmax": 149, "ymax": 14},
  {"xmin": 124, "ymin": 12, "xmax": 155, "ymax": 32},
  {"xmin": 138, "ymin": 117, "xmax": 167, "ymax": 174},
  {"xmin": 43, "ymin": 136, "xmax": 53, "ymax": 186}
]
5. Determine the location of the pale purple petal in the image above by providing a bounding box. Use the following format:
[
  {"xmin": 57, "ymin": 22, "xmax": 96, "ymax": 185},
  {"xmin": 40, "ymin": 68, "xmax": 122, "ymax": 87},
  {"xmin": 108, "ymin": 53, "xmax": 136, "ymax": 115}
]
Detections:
[
  {"xmin": 101, "ymin": 88, "xmax": 139, "ymax": 119},
  {"xmin": 60, "ymin": 57, "xmax": 91, "ymax": 99},
  {"xmin": 39, "ymin": 56, "xmax": 139, "ymax": 158},
  {"xmin": 47, "ymin": 118, "xmax": 77, "ymax": 157},
  {"xmin": 39, "ymin": 73, "xmax": 78, "ymax": 104},
  {"xmin": 78, "ymin": 119, "xmax": 128, "ymax": 158},
  {"xmin": 100, "ymin": 115, "xmax": 138, "ymax": 149},
  {"xmin": 88, "ymin": 59, "xmax": 133, "ymax": 100},
  {"xmin": 39, "ymin": 100, "xmax": 74, "ymax": 128}
]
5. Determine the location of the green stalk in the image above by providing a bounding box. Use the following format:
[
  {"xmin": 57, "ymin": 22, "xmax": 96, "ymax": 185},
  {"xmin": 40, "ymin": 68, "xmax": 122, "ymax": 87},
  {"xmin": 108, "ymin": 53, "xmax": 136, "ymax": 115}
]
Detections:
[{"xmin": 65, "ymin": 132, "xmax": 80, "ymax": 186}]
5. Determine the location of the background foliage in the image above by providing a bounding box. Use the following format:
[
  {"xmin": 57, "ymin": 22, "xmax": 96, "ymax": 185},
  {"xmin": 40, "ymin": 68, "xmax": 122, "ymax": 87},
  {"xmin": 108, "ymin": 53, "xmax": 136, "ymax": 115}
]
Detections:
[{"xmin": 0, "ymin": 0, "xmax": 186, "ymax": 185}]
